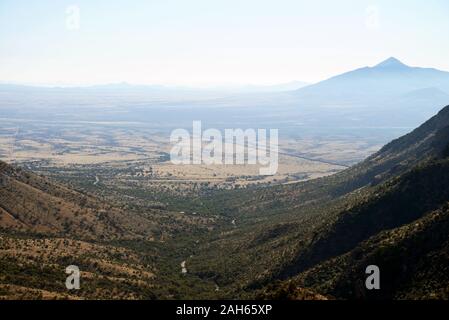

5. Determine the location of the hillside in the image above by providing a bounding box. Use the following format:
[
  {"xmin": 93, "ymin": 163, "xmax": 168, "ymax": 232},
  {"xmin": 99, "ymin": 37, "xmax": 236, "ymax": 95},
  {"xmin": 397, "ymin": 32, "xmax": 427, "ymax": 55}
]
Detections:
[
  {"xmin": 276, "ymin": 158, "xmax": 449, "ymax": 278},
  {"xmin": 0, "ymin": 160, "xmax": 222, "ymax": 299},
  {"xmin": 326, "ymin": 103, "xmax": 449, "ymax": 193},
  {"xmin": 252, "ymin": 107, "xmax": 449, "ymax": 299},
  {"xmin": 184, "ymin": 105, "xmax": 449, "ymax": 299},
  {"xmin": 1, "ymin": 105, "xmax": 449, "ymax": 299},
  {"xmin": 208, "ymin": 104, "xmax": 449, "ymax": 217},
  {"xmin": 0, "ymin": 161, "xmax": 158, "ymax": 240},
  {"xmin": 261, "ymin": 159, "xmax": 449, "ymax": 299}
]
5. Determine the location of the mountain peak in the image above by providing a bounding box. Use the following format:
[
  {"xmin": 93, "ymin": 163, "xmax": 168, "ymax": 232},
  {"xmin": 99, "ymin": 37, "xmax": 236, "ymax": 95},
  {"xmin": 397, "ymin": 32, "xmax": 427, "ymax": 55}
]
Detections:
[{"xmin": 375, "ymin": 57, "xmax": 408, "ymax": 68}]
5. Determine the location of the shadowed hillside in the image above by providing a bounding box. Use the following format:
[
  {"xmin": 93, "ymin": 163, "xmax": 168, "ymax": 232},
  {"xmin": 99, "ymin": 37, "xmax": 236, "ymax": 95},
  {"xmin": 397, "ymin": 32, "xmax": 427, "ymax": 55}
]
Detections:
[
  {"xmin": 254, "ymin": 106, "xmax": 449, "ymax": 299},
  {"xmin": 185, "ymin": 105, "xmax": 449, "ymax": 299}
]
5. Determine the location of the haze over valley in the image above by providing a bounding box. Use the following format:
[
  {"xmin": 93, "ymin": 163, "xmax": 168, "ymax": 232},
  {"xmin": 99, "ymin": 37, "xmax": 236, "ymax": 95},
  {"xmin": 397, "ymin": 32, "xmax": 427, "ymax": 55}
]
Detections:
[{"xmin": 1, "ymin": 0, "xmax": 449, "ymax": 301}]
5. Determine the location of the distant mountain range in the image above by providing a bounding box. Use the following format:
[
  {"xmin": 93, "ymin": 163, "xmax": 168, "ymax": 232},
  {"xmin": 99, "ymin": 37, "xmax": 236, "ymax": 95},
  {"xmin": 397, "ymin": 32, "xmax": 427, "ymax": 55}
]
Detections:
[
  {"xmin": 266, "ymin": 57, "xmax": 449, "ymax": 132},
  {"xmin": 1, "ymin": 57, "xmax": 448, "ymax": 139},
  {"xmin": 0, "ymin": 80, "xmax": 309, "ymax": 95},
  {"xmin": 220, "ymin": 81, "xmax": 310, "ymax": 93},
  {"xmin": 294, "ymin": 57, "xmax": 449, "ymax": 102},
  {"xmin": 2, "ymin": 58, "xmax": 447, "ymax": 103}
]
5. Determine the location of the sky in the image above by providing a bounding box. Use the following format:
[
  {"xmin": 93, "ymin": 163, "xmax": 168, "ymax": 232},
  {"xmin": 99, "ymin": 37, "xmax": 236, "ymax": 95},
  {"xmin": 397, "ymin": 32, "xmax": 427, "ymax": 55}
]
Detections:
[{"xmin": 1, "ymin": 0, "xmax": 449, "ymax": 86}]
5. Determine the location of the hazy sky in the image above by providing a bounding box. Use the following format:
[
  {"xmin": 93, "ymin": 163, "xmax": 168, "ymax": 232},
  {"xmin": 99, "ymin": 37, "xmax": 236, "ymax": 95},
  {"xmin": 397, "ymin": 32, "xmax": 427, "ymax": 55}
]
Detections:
[{"xmin": 1, "ymin": 0, "xmax": 448, "ymax": 86}]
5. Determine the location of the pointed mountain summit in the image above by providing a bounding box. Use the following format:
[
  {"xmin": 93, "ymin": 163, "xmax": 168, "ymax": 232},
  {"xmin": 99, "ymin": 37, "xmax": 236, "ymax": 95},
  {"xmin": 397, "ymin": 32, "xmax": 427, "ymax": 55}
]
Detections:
[
  {"xmin": 375, "ymin": 57, "xmax": 408, "ymax": 68},
  {"xmin": 293, "ymin": 57, "xmax": 449, "ymax": 107}
]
